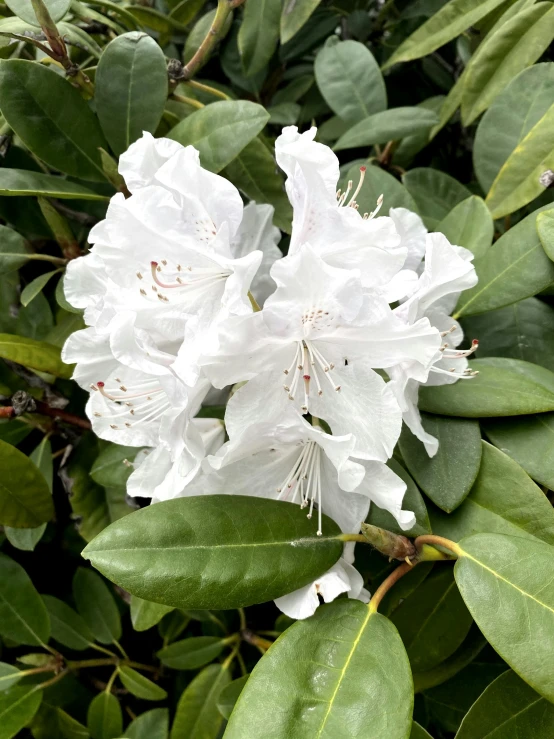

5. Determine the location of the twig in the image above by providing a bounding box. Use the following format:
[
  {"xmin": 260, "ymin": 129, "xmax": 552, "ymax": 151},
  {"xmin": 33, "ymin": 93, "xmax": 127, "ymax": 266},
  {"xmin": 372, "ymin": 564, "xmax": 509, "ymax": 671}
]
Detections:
[{"xmin": 1, "ymin": 401, "xmax": 91, "ymax": 430}]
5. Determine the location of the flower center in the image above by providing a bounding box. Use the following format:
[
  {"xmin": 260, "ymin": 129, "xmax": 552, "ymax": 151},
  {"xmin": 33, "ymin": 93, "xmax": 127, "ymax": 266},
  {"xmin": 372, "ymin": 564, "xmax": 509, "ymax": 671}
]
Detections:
[
  {"xmin": 335, "ymin": 166, "xmax": 384, "ymax": 219},
  {"xmin": 276, "ymin": 440, "xmax": 323, "ymax": 535},
  {"xmin": 283, "ymin": 341, "xmax": 341, "ymax": 413},
  {"xmin": 90, "ymin": 378, "xmax": 169, "ymax": 429},
  {"xmin": 134, "ymin": 260, "xmax": 229, "ymax": 303},
  {"xmin": 432, "ymin": 334, "xmax": 480, "ymax": 378}
]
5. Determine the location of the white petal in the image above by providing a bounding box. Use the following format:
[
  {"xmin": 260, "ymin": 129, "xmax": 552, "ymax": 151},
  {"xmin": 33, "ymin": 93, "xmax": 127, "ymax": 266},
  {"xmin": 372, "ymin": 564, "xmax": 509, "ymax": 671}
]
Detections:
[
  {"xmin": 358, "ymin": 461, "xmax": 415, "ymax": 530},
  {"xmin": 62, "ymin": 327, "xmax": 116, "ymax": 389},
  {"xmin": 389, "ymin": 207, "xmax": 428, "ymax": 272},
  {"xmin": 118, "ymin": 132, "xmax": 184, "ymax": 192}
]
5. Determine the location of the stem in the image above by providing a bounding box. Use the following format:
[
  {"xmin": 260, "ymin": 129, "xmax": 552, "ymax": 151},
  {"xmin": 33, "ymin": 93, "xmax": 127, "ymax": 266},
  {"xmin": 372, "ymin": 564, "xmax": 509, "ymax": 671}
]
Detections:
[
  {"xmin": 183, "ymin": 79, "xmax": 230, "ymax": 100},
  {"xmin": 113, "ymin": 640, "xmax": 129, "ymax": 660},
  {"xmin": 89, "ymin": 643, "xmax": 118, "ymax": 658},
  {"xmin": 248, "ymin": 291, "xmax": 261, "ymax": 312},
  {"xmin": 37, "ymin": 669, "xmax": 69, "ymax": 690},
  {"xmin": 126, "ymin": 661, "xmax": 158, "ymax": 674},
  {"xmin": 236, "ymin": 650, "xmax": 247, "ymax": 676},
  {"xmin": 338, "ymin": 533, "xmax": 367, "ymax": 543},
  {"xmin": 24, "ymin": 254, "xmax": 68, "ymax": 265},
  {"xmin": 105, "ymin": 667, "xmax": 118, "ymax": 694},
  {"xmin": 67, "ymin": 658, "xmax": 118, "ymax": 669},
  {"xmin": 34, "ymin": 401, "xmax": 91, "ymax": 430},
  {"xmin": 170, "ymin": 94, "xmax": 205, "ymax": 109},
  {"xmin": 414, "ymin": 535, "xmax": 462, "ymax": 558},
  {"xmin": 181, "ymin": 0, "xmax": 244, "ymax": 80},
  {"xmin": 368, "ymin": 562, "xmax": 413, "ymax": 614},
  {"xmin": 238, "ymin": 608, "xmax": 246, "ymax": 632}
]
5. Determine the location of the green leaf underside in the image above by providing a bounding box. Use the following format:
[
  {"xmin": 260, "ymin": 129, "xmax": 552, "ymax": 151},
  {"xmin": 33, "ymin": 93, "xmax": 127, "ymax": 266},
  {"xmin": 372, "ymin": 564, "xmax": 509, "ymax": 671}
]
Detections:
[
  {"xmin": 225, "ymin": 599, "xmax": 413, "ymax": 739},
  {"xmin": 82, "ymin": 496, "xmax": 343, "ymax": 610},
  {"xmin": 455, "ymin": 533, "xmax": 554, "ymax": 701}
]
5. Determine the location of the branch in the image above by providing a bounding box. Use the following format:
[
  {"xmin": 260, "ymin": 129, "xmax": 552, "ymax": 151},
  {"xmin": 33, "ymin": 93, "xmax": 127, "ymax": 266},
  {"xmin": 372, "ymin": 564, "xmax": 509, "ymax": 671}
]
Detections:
[{"xmin": 0, "ymin": 400, "xmax": 91, "ymax": 430}]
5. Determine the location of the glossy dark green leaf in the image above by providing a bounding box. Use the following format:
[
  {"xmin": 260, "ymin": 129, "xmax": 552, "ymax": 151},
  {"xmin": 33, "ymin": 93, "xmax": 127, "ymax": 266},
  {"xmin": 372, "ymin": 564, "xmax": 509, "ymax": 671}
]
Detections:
[
  {"xmin": 342, "ymin": 161, "xmax": 418, "ymax": 214},
  {"xmin": 334, "ymin": 108, "xmax": 439, "ymax": 151},
  {"xmin": 455, "ymin": 533, "xmax": 554, "ymax": 701},
  {"xmin": 4, "ymin": 523, "xmax": 45, "ymax": 552},
  {"xmin": 30, "ymin": 703, "xmax": 90, "ymax": 739},
  {"xmin": 238, "ymin": 0, "xmax": 281, "ymax": 76},
  {"xmin": 460, "ymin": 298, "xmax": 554, "ymax": 372},
  {"xmin": 118, "ymin": 666, "xmax": 167, "ymax": 701},
  {"xmin": 87, "ymin": 692, "xmax": 122, "ymax": 739},
  {"xmin": 125, "ymin": 5, "xmax": 186, "ymax": 33},
  {"xmin": 402, "ymin": 168, "xmax": 471, "ymax": 228},
  {"xmin": 0, "ymin": 664, "xmax": 22, "ymax": 693},
  {"xmin": 5, "ymin": 0, "xmax": 69, "ymax": 24},
  {"xmin": 21, "ymin": 270, "xmax": 60, "ymax": 308},
  {"xmin": 314, "ymin": 38, "xmax": 386, "ymax": 123},
  {"xmin": 0, "ymin": 224, "xmax": 28, "ymax": 275},
  {"xmin": 217, "ymin": 675, "xmax": 248, "ymax": 720},
  {"xmin": 455, "ymin": 669, "xmax": 554, "ymax": 739},
  {"xmin": 82, "ymin": 496, "xmax": 344, "ymax": 610},
  {"xmin": 95, "ymin": 33, "xmax": 168, "ymax": 157},
  {"xmin": 474, "ymin": 63, "xmax": 554, "ymax": 193},
  {"xmin": 410, "ymin": 723, "xmax": 432, "ymax": 739},
  {"xmin": 0, "ymin": 333, "xmax": 72, "ymax": 378},
  {"xmin": 0, "ymin": 685, "xmax": 43, "ymax": 739},
  {"xmin": 0, "ymin": 61, "xmax": 108, "ymax": 182},
  {"xmin": 223, "ymin": 137, "xmax": 292, "ymax": 233},
  {"xmin": 170, "ymin": 663, "xmax": 231, "ymax": 739},
  {"xmin": 419, "ymin": 358, "xmax": 554, "ymax": 417},
  {"xmin": 399, "ymin": 415, "xmax": 482, "ymax": 512},
  {"xmin": 537, "ymin": 206, "xmax": 554, "ymax": 261},
  {"xmin": 225, "ymin": 599, "xmax": 413, "ymax": 739},
  {"xmin": 436, "ymin": 196, "xmax": 493, "ymax": 259},
  {"xmin": 380, "ymin": 563, "xmax": 434, "ymax": 618},
  {"xmin": 429, "ymin": 441, "xmax": 554, "ymax": 544},
  {"xmin": 0, "ymin": 554, "xmax": 50, "ymax": 646},
  {"xmin": 0, "ymin": 170, "xmax": 108, "ymax": 200},
  {"xmin": 484, "ymin": 414, "xmax": 554, "ymax": 489},
  {"xmin": 391, "ymin": 566, "xmax": 473, "ymax": 673},
  {"xmin": 125, "ymin": 708, "xmax": 168, "ymax": 739},
  {"xmin": 130, "ymin": 596, "xmax": 173, "ymax": 632},
  {"xmin": 42, "ymin": 595, "xmax": 95, "ymax": 651},
  {"xmin": 0, "ymin": 439, "xmax": 53, "ymax": 528},
  {"xmin": 367, "ymin": 458, "xmax": 431, "ymax": 537},
  {"xmin": 168, "ymin": 101, "xmax": 269, "ymax": 173},
  {"xmin": 90, "ymin": 444, "xmax": 136, "ymax": 489},
  {"xmin": 157, "ymin": 610, "xmax": 190, "ymax": 643},
  {"xmin": 280, "ymin": 0, "xmax": 321, "ymax": 44},
  {"xmin": 73, "ymin": 568, "xmax": 121, "ymax": 645},
  {"xmin": 383, "ymin": 0, "xmax": 506, "ymax": 68},
  {"xmin": 157, "ymin": 636, "xmax": 226, "ymax": 670}
]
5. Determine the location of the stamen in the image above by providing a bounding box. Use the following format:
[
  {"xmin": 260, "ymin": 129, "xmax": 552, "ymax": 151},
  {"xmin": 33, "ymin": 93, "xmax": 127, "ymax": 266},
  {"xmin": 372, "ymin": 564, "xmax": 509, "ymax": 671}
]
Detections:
[{"xmin": 346, "ymin": 166, "xmax": 366, "ymax": 208}]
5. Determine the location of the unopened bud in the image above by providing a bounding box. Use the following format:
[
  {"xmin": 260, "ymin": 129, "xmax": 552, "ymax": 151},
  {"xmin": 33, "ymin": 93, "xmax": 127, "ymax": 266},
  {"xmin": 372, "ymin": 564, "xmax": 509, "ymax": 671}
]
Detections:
[{"xmin": 360, "ymin": 523, "xmax": 416, "ymax": 561}]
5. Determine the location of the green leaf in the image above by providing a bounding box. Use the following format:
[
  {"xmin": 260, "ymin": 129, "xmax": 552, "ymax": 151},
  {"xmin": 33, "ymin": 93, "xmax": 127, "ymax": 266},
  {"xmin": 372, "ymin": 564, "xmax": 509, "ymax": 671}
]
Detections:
[
  {"xmin": 455, "ymin": 533, "xmax": 554, "ymax": 702},
  {"xmin": 334, "ymin": 107, "xmax": 439, "ymax": 151},
  {"xmin": 367, "ymin": 458, "xmax": 431, "ymax": 537},
  {"xmin": 82, "ymin": 496, "xmax": 344, "ymax": 610},
  {"xmin": 90, "ymin": 444, "xmax": 137, "ymax": 489},
  {"xmin": 461, "ymin": 4, "xmax": 554, "ymax": 126},
  {"xmin": 0, "ymin": 333, "xmax": 73, "ymax": 378},
  {"xmin": 383, "ymin": 0, "xmax": 506, "ymax": 68},
  {"xmin": 238, "ymin": 0, "xmax": 281, "ymax": 77},
  {"xmin": 399, "ymin": 415, "xmax": 482, "ymax": 512},
  {"xmin": 0, "ymin": 224, "xmax": 28, "ymax": 275},
  {"xmin": 169, "ymin": 0, "xmax": 206, "ymax": 25},
  {"xmin": 223, "ymin": 137, "xmax": 292, "ymax": 233},
  {"xmin": 31, "ymin": 704, "xmax": 90, "ymax": 739},
  {"xmin": 460, "ymin": 298, "xmax": 554, "ymax": 372},
  {"xmin": 125, "ymin": 5, "xmax": 186, "ymax": 33},
  {"xmin": 73, "ymin": 568, "xmax": 121, "ymax": 645},
  {"xmin": 118, "ymin": 666, "xmax": 167, "ymax": 701},
  {"xmin": 42, "ymin": 595, "xmax": 95, "ymax": 651},
  {"xmin": 485, "ymin": 102, "xmax": 554, "ymax": 219},
  {"xmin": 455, "ymin": 206, "xmax": 554, "ymax": 317},
  {"xmin": 20, "ymin": 270, "xmax": 60, "ymax": 308},
  {"xmin": 87, "ymin": 692, "xmax": 122, "ymax": 739},
  {"xmin": 0, "ymin": 439, "xmax": 53, "ymax": 528},
  {"xmin": 474, "ymin": 63, "xmax": 554, "ymax": 194},
  {"xmin": 0, "ymin": 61, "xmax": 108, "ymax": 182},
  {"xmin": 157, "ymin": 636, "xmax": 226, "ymax": 670},
  {"xmin": 158, "ymin": 610, "xmax": 190, "ymax": 643},
  {"xmin": 436, "ymin": 196, "xmax": 493, "ymax": 259},
  {"xmin": 402, "ymin": 168, "xmax": 471, "ymax": 229},
  {"xmin": 225, "ymin": 599, "xmax": 413, "ymax": 739},
  {"xmin": 130, "ymin": 596, "xmax": 173, "ymax": 632},
  {"xmin": 171, "ymin": 663, "xmax": 231, "ymax": 739},
  {"xmin": 95, "ymin": 32, "xmax": 168, "ymax": 157},
  {"xmin": 411, "ymin": 724, "xmax": 432, "ymax": 739},
  {"xmin": 124, "ymin": 708, "xmax": 168, "ymax": 739},
  {"xmin": 314, "ymin": 38, "xmax": 386, "ymax": 123},
  {"xmin": 5, "ymin": 0, "xmax": 70, "ymax": 24},
  {"xmin": 420, "ymin": 358, "xmax": 554, "ymax": 417},
  {"xmin": 280, "ymin": 0, "xmax": 321, "ymax": 44},
  {"xmin": 216, "ymin": 675, "xmax": 248, "ymax": 720},
  {"xmin": 167, "ymin": 101, "xmax": 269, "ymax": 173},
  {"xmin": 0, "ymin": 664, "xmax": 22, "ymax": 693},
  {"xmin": 0, "ymin": 686, "xmax": 43, "ymax": 739},
  {"xmin": 484, "ymin": 414, "xmax": 554, "ymax": 490},
  {"xmin": 342, "ymin": 161, "xmax": 418, "ymax": 214},
  {"xmin": 430, "ymin": 441, "xmax": 554, "ymax": 544},
  {"xmin": 538, "ymin": 207, "xmax": 554, "ymax": 263},
  {"xmin": 391, "ymin": 566, "xmax": 473, "ymax": 672},
  {"xmin": 393, "ymin": 95, "xmax": 445, "ymax": 168},
  {"xmin": 455, "ymin": 669, "xmax": 554, "ymax": 739},
  {"xmin": 0, "ymin": 169, "xmax": 108, "ymax": 200},
  {"xmin": 0, "ymin": 553, "xmax": 50, "ymax": 646}
]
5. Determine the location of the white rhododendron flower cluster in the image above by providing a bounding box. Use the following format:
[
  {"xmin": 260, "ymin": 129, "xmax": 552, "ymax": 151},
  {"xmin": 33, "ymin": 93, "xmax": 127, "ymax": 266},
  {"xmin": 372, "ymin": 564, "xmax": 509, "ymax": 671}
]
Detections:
[{"xmin": 62, "ymin": 127, "xmax": 477, "ymax": 620}]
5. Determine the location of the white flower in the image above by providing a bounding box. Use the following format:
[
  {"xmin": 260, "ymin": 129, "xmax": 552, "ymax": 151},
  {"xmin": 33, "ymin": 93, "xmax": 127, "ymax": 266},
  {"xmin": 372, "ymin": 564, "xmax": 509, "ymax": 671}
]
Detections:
[
  {"xmin": 275, "ymin": 126, "xmax": 407, "ymax": 290},
  {"xmin": 201, "ymin": 244, "xmax": 441, "ymax": 461},
  {"xmin": 388, "ymin": 233, "xmax": 479, "ymax": 456},
  {"xmin": 274, "ymin": 558, "xmax": 369, "ymax": 620}
]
